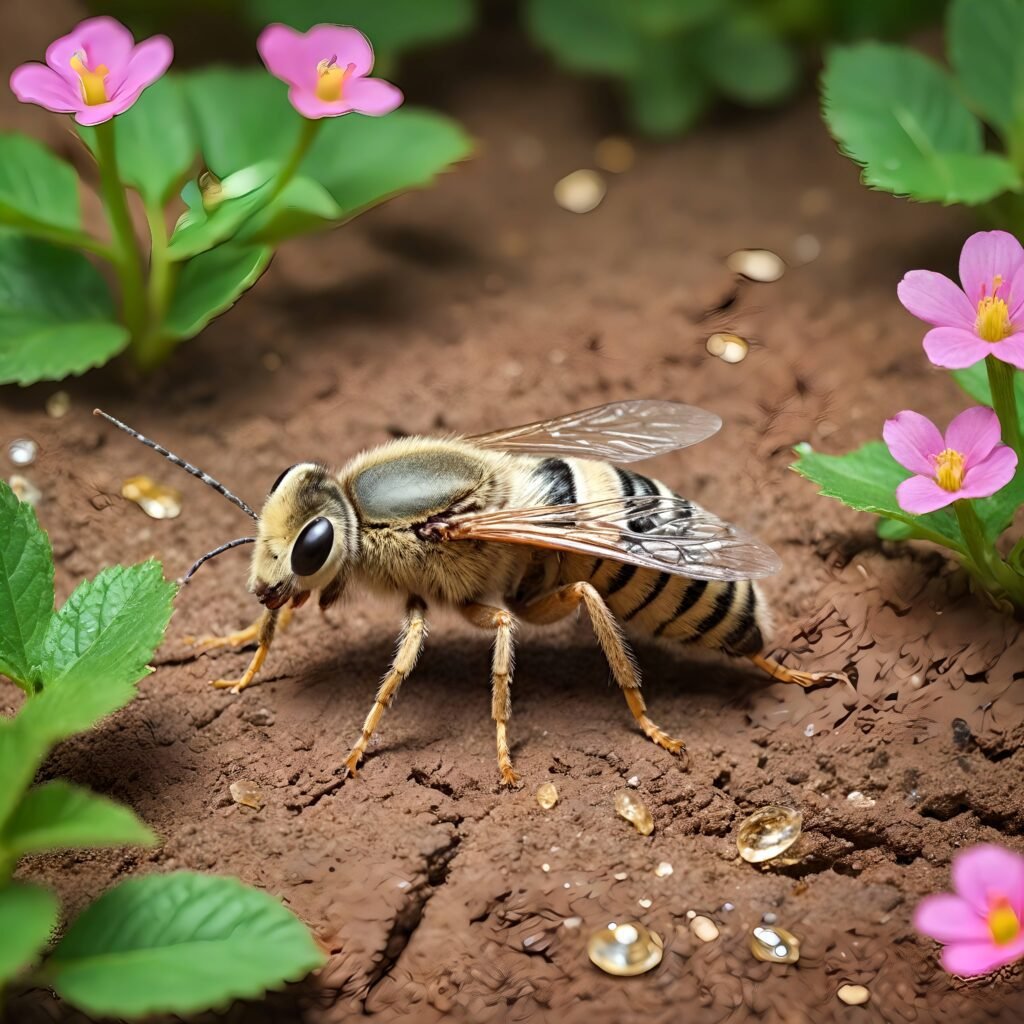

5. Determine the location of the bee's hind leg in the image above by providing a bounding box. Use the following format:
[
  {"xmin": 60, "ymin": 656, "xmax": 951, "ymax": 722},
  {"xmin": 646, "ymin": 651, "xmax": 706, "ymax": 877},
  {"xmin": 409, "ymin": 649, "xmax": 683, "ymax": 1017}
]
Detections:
[
  {"xmin": 748, "ymin": 651, "xmax": 850, "ymax": 690},
  {"xmin": 516, "ymin": 582, "xmax": 687, "ymax": 762},
  {"xmin": 460, "ymin": 603, "xmax": 520, "ymax": 787}
]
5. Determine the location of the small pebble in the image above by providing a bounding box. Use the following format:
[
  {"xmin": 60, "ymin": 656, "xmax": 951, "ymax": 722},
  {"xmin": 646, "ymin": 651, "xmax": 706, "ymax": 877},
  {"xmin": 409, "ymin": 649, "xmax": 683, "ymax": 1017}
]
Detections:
[
  {"xmin": 46, "ymin": 391, "xmax": 70, "ymax": 418},
  {"xmin": 613, "ymin": 871, "xmax": 629, "ymax": 881},
  {"xmin": 706, "ymin": 332, "xmax": 749, "ymax": 364},
  {"xmin": 654, "ymin": 861, "xmax": 673, "ymax": 878},
  {"xmin": 690, "ymin": 916, "xmax": 720, "ymax": 942},
  {"xmin": 536, "ymin": 782, "xmax": 559, "ymax": 809},
  {"xmin": 229, "ymin": 780, "xmax": 263, "ymax": 810},
  {"xmin": 8, "ymin": 439, "xmax": 37, "ymax": 467},
  {"xmin": 804, "ymin": 723, "xmax": 816, "ymax": 737},
  {"xmin": 726, "ymin": 248, "xmax": 785, "ymax": 282},
  {"xmin": 722, "ymin": 902, "xmax": 735, "ymax": 912},
  {"xmin": 762, "ymin": 912, "xmax": 777, "ymax": 924},
  {"xmin": 638, "ymin": 898, "xmax": 652, "ymax": 909},
  {"xmin": 587, "ymin": 922, "xmax": 663, "ymax": 977},
  {"xmin": 837, "ymin": 984, "xmax": 870, "ymax": 1006},
  {"xmin": 9, "ymin": 474, "xmax": 41, "ymax": 507},
  {"xmin": 736, "ymin": 805, "xmax": 802, "ymax": 863},
  {"xmin": 554, "ymin": 169, "xmax": 606, "ymax": 214},
  {"xmin": 626, "ymin": 775, "xmax": 640, "ymax": 788},
  {"xmin": 846, "ymin": 790, "xmax": 876, "ymax": 808},
  {"xmin": 541, "ymin": 863, "xmax": 550, "ymax": 872},
  {"xmin": 594, "ymin": 136, "xmax": 635, "ymax": 174},
  {"xmin": 686, "ymin": 910, "xmax": 696, "ymax": 919},
  {"xmin": 615, "ymin": 790, "xmax": 654, "ymax": 835},
  {"xmin": 562, "ymin": 916, "xmax": 583, "ymax": 930}
]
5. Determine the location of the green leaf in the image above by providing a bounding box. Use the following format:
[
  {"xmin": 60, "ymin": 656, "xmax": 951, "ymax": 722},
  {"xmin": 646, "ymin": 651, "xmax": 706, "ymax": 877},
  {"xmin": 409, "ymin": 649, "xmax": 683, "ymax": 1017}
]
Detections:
[
  {"xmin": 948, "ymin": 0, "xmax": 1024, "ymax": 139},
  {"xmin": 0, "ymin": 713, "xmax": 50, "ymax": 830},
  {"xmin": 1, "ymin": 781, "xmax": 154, "ymax": 858},
  {"xmin": 34, "ymin": 561, "xmax": 175, "ymax": 741},
  {"xmin": 78, "ymin": 77, "xmax": 197, "ymax": 206},
  {"xmin": 46, "ymin": 872, "xmax": 325, "ymax": 1018},
  {"xmin": 237, "ymin": 177, "xmax": 343, "ymax": 244},
  {"xmin": 877, "ymin": 517, "xmax": 914, "ymax": 540},
  {"xmin": 247, "ymin": 0, "xmax": 475, "ymax": 56},
  {"xmin": 163, "ymin": 245, "xmax": 271, "ymax": 340},
  {"xmin": 791, "ymin": 441, "xmax": 965, "ymax": 549},
  {"xmin": 0, "ymin": 882, "xmax": 58, "ymax": 987},
  {"xmin": 625, "ymin": 39, "xmax": 710, "ymax": 137},
  {"xmin": 303, "ymin": 108, "xmax": 473, "ymax": 218},
  {"xmin": 700, "ymin": 17, "xmax": 799, "ymax": 106},
  {"xmin": 952, "ymin": 361, "xmax": 1024, "ymax": 429},
  {"xmin": 0, "ymin": 480, "xmax": 53, "ymax": 690},
  {"xmin": 0, "ymin": 133, "xmax": 81, "ymax": 235},
  {"xmin": 821, "ymin": 43, "xmax": 1021, "ymax": 204},
  {"xmin": 526, "ymin": 0, "xmax": 642, "ymax": 75},
  {"xmin": 0, "ymin": 234, "xmax": 130, "ymax": 386}
]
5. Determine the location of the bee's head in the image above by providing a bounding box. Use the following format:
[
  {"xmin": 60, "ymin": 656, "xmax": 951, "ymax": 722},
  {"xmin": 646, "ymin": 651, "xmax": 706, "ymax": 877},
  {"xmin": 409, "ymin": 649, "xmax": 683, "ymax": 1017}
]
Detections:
[{"xmin": 251, "ymin": 463, "xmax": 357, "ymax": 608}]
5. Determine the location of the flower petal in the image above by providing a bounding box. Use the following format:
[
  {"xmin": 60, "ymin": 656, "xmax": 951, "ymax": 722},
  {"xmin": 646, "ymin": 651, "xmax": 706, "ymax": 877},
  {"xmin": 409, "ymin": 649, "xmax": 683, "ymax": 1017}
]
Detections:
[
  {"xmin": 896, "ymin": 475, "xmax": 956, "ymax": 514},
  {"xmin": 106, "ymin": 34, "xmax": 172, "ymax": 99},
  {"xmin": 914, "ymin": 894, "xmax": 992, "ymax": 944},
  {"xmin": 46, "ymin": 16, "xmax": 134, "ymax": 82},
  {"xmin": 342, "ymin": 76, "xmax": 403, "ymax": 115},
  {"xmin": 897, "ymin": 270, "xmax": 974, "ymax": 329},
  {"xmin": 9, "ymin": 62, "xmax": 80, "ymax": 112},
  {"xmin": 945, "ymin": 406, "xmax": 1002, "ymax": 465},
  {"xmin": 883, "ymin": 410, "xmax": 943, "ymax": 475},
  {"xmin": 1006, "ymin": 261, "xmax": 1024, "ymax": 320},
  {"xmin": 286, "ymin": 85, "xmax": 345, "ymax": 119},
  {"xmin": 952, "ymin": 844, "xmax": 1024, "ymax": 916},
  {"xmin": 73, "ymin": 98, "xmax": 130, "ymax": 125},
  {"xmin": 257, "ymin": 23, "xmax": 310, "ymax": 90},
  {"xmin": 940, "ymin": 935, "xmax": 1024, "ymax": 977},
  {"xmin": 959, "ymin": 230, "xmax": 1024, "ymax": 305},
  {"xmin": 922, "ymin": 326, "xmax": 993, "ymax": 369},
  {"xmin": 991, "ymin": 332, "xmax": 1024, "ymax": 369},
  {"xmin": 301, "ymin": 25, "xmax": 375, "ymax": 78},
  {"xmin": 959, "ymin": 445, "xmax": 1018, "ymax": 499}
]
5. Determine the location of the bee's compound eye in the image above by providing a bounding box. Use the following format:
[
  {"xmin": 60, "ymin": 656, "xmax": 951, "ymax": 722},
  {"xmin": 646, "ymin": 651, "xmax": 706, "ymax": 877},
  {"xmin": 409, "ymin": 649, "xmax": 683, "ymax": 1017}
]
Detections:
[{"xmin": 290, "ymin": 517, "xmax": 334, "ymax": 577}]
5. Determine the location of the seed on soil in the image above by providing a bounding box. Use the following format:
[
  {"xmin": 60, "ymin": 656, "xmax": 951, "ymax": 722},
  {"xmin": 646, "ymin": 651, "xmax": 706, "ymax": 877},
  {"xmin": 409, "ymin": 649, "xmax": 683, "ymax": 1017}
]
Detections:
[
  {"xmin": 750, "ymin": 925, "xmax": 800, "ymax": 964},
  {"xmin": 594, "ymin": 136, "xmax": 635, "ymax": 174},
  {"xmin": 587, "ymin": 922, "xmax": 663, "ymax": 976},
  {"xmin": 615, "ymin": 790, "xmax": 654, "ymax": 835},
  {"xmin": 229, "ymin": 780, "xmax": 264, "ymax": 810},
  {"xmin": 737, "ymin": 805, "xmax": 802, "ymax": 863},
  {"xmin": 837, "ymin": 984, "xmax": 870, "ymax": 1006},
  {"xmin": 762, "ymin": 912, "xmax": 777, "ymax": 924},
  {"xmin": 705, "ymin": 332, "xmax": 749, "ymax": 364},
  {"xmin": 846, "ymin": 790, "xmax": 876, "ymax": 808},
  {"xmin": 638, "ymin": 898, "xmax": 652, "ymax": 909},
  {"xmin": 121, "ymin": 475, "xmax": 183, "ymax": 520},
  {"xmin": 9, "ymin": 474, "xmax": 41, "ymax": 507},
  {"xmin": 613, "ymin": 871, "xmax": 629, "ymax": 881},
  {"xmin": 46, "ymin": 391, "xmax": 70, "ymax": 418},
  {"xmin": 536, "ymin": 782, "xmax": 559, "ymax": 809},
  {"xmin": 554, "ymin": 170, "xmax": 606, "ymax": 214},
  {"xmin": 726, "ymin": 248, "xmax": 786, "ymax": 282},
  {"xmin": 690, "ymin": 916, "xmax": 720, "ymax": 942},
  {"xmin": 8, "ymin": 439, "xmax": 37, "ymax": 467},
  {"xmin": 654, "ymin": 861, "xmax": 673, "ymax": 878},
  {"xmin": 563, "ymin": 916, "xmax": 583, "ymax": 930}
]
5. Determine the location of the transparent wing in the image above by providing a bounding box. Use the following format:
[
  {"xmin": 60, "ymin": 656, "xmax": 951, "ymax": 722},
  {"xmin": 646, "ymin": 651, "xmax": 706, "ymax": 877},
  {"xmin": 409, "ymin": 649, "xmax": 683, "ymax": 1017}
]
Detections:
[
  {"xmin": 445, "ymin": 494, "xmax": 781, "ymax": 581},
  {"xmin": 468, "ymin": 400, "xmax": 722, "ymax": 462}
]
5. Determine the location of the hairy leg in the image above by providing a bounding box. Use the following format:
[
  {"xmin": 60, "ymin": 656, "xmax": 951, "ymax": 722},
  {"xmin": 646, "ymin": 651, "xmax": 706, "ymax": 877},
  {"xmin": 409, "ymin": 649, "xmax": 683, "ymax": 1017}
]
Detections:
[
  {"xmin": 748, "ymin": 652, "xmax": 849, "ymax": 689},
  {"xmin": 208, "ymin": 606, "xmax": 287, "ymax": 694}
]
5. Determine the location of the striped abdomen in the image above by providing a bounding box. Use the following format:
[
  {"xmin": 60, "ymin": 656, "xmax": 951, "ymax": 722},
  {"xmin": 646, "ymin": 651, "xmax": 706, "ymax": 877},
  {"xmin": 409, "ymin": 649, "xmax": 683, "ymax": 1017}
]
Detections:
[{"xmin": 518, "ymin": 457, "xmax": 766, "ymax": 656}]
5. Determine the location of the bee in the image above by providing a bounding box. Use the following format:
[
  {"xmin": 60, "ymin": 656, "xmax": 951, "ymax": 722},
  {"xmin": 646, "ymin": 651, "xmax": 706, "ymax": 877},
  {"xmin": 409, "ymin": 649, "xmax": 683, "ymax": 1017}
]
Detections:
[{"xmin": 95, "ymin": 402, "xmax": 843, "ymax": 785}]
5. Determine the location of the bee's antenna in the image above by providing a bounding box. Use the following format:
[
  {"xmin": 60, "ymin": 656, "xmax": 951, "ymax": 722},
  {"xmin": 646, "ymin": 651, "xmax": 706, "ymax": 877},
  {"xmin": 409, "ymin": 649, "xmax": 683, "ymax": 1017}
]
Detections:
[
  {"xmin": 178, "ymin": 536, "xmax": 256, "ymax": 585},
  {"xmin": 94, "ymin": 409, "xmax": 258, "ymax": 522}
]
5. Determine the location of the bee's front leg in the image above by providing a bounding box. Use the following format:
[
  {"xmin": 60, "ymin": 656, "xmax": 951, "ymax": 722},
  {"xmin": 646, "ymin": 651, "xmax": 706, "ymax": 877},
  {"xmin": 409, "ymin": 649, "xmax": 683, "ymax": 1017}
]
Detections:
[{"xmin": 209, "ymin": 606, "xmax": 284, "ymax": 694}]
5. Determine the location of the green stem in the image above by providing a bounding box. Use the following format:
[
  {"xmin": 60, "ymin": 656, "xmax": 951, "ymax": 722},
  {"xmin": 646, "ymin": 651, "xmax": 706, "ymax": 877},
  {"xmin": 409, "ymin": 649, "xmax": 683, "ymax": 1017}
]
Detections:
[
  {"xmin": 954, "ymin": 500, "xmax": 1024, "ymax": 610},
  {"xmin": 133, "ymin": 203, "xmax": 179, "ymax": 370},
  {"xmin": 271, "ymin": 117, "xmax": 322, "ymax": 202},
  {"xmin": 986, "ymin": 355, "xmax": 1022, "ymax": 458},
  {"xmin": 94, "ymin": 121, "xmax": 147, "ymax": 340}
]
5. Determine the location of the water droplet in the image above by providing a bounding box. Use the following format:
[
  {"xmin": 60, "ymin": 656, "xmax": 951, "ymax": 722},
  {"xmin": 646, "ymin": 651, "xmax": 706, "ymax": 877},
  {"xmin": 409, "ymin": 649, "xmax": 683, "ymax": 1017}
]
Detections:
[
  {"xmin": 706, "ymin": 332, "xmax": 749, "ymax": 364},
  {"xmin": 750, "ymin": 925, "xmax": 800, "ymax": 964},
  {"xmin": 536, "ymin": 782, "xmax": 559, "ymax": 809},
  {"xmin": 726, "ymin": 248, "xmax": 786, "ymax": 283},
  {"xmin": 554, "ymin": 170, "xmax": 606, "ymax": 214},
  {"xmin": 837, "ymin": 984, "xmax": 870, "ymax": 1006},
  {"xmin": 229, "ymin": 780, "xmax": 263, "ymax": 810},
  {"xmin": 8, "ymin": 439, "xmax": 37, "ymax": 467},
  {"xmin": 736, "ymin": 805, "xmax": 802, "ymax": 863},
  {"xmin": 46, "ymin": 391, "xmax": 70, "ymax": 419},
  {"xmin": 587, "ymin": 922, "xmax": 663, "ymax": 976},
  {"xmin": 594, "ymin": 136, "xmax": 635, "ymax": 174},
  {"xmin": 690, "ymin": 916, "xmax": 720, "ymax": 942},
  {"xmin": 615, "ymin": 790, "xmax": 654, "ymax": 835},
  {"xmin": 121, "ymin": 475, "xmax": 183, "ymax": 520},
  {"xmin": 654, "ymin": 861, "xmax": 673, "ymax": 878},
  {"xmin": 9, "ymin": 474, "xmax": 41, "ymax": 507}
]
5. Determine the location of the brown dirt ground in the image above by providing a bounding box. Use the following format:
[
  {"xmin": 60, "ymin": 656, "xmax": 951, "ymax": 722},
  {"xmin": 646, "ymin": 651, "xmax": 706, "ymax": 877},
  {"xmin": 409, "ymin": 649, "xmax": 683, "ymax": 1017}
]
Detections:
[{"xmin": 3, "ymin": 4, "xmax": 1024, "ymax": 1022}]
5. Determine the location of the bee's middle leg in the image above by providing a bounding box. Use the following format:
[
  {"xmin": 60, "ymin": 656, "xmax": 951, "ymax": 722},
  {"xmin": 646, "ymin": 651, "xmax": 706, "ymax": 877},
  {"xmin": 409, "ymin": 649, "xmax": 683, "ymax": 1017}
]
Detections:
[
  {"xmin": 460, "ymin": 602, "xmax": 519, "ymax": 787},
  {"xmin": 343, "ymin": 597, "xmax": 427, "ymax": 778},
  {"xmin": 516, "ymin": 582, "xmax": 686, "ymax": 760}
]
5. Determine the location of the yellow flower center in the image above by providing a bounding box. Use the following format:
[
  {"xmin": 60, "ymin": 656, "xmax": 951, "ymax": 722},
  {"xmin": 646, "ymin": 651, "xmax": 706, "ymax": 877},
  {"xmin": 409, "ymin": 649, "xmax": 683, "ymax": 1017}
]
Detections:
[
  {"xmin": 315, "ymin": 57, "xmax": 353, "ymax": 102},
  {"xmin": 69, "ymin": 51, "xmax": 109, "ymax": 105},
  {"xmin": 934, "ymin": 448, "xmax": 966, "ymax": 492},
  {"xmin": 976, "ymin": 275, "xmax": 1012, "ymax": 342},
  {"xmin": 988, "ymin": 898, "xmax": 1021, "ymax": 946}
]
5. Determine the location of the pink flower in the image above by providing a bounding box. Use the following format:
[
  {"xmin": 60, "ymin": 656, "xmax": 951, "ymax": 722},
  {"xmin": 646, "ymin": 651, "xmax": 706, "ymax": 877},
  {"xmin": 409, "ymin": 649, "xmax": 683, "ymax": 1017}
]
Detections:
[
  {"xmin": 897, "ymin": 230, "xmax": 1024, "ymax": 370},
  {"xmin": 257, "ymin": 23, "xmax": 403, "ymax": 120},
  {"xmin": 915, "ymin": 844, "xmax": 1024, "ymax": 976},
  {"xmin": 883, "ymin": 406, "xmax": 1017, "ymax": 514},
  {"xmin": 9, "ymin": 16, "xmax": 172, "ymax": 126}
]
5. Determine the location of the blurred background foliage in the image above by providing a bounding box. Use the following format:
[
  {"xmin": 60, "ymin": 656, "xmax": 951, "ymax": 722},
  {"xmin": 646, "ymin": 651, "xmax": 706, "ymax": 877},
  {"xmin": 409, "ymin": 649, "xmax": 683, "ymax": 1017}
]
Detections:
[{"xmin": 87, "ymin": 0, "xmax": 945, "ymax": 137}]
